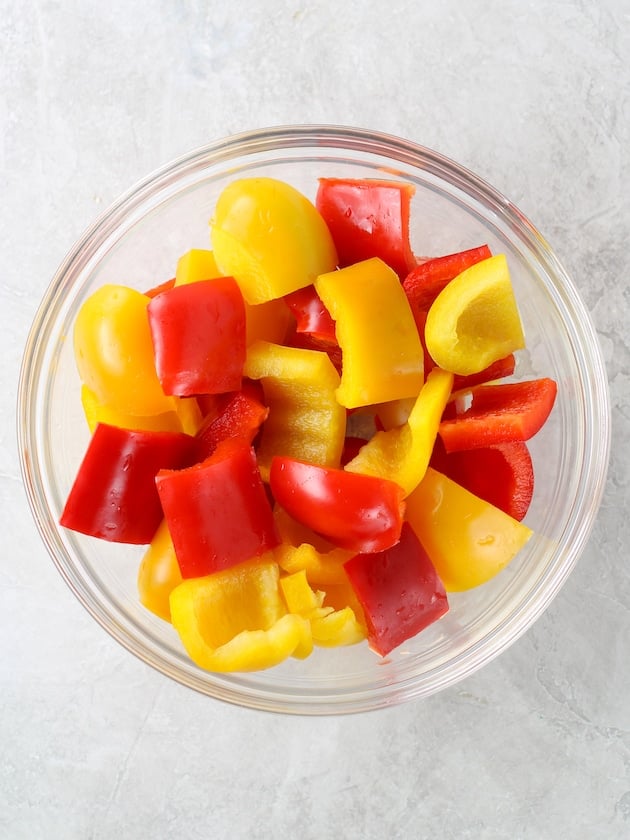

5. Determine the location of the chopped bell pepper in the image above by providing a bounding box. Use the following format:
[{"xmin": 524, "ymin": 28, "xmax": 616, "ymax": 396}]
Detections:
[
  {"xmin": 275, "ymin": 542, "xmax": 351, "ymax": 585},
  {"xmin": 211, "ymin": 177, "xmax": 338, "ymax": 304},
  {"xmin": 283, "ymin": 284, "xmax": 342, "ymax": 370},
  {"xmin": 315, "ymin": 257, "xmax": 424, "ymax": 408},
  {"xmin": 156, "ymin": 438, "xmax": 279, "ymax": 578},
  {"xmin": 279, "ymin": 570, "xmax": 328, "ymax": 618},
  {"xmin": 310, "ymin": 607, "xmax": 366, "ymax": 647},
  {"xmin": 80, "ymin": 385, "xmax": 203, "ymax": 436},
  {"xmin": 74, "ymin": 284, "xmax": 176, "ymax": 417},
  {"xmin": 193, "ymin": 380, "xmax": 268, "ymax": 462},
  {"xmin": 439, "ymin": 378, "xmax": 558, "ymax": 452},
  {"xmin": 148, "ymin": 276, "xmax": 246, "ymax": 396},
  {"xmin": 316, "ymin": 178, "xmax": 417, "ymax": 279},
  {"xmin": 430, "ymin": 438, "xmax": 534, "ymax": 522},
  {"xmin": 244, "ymin": 298, "xmax": 292, "ymax": 346},
  {"xmin": 405, "ymin": 468, "xmax": 533, "ymax": 591},
  {"xmin": 345, "ymin": 367, "xmax": 454, "ymax": 496},
  {"xmin": 144, "ymin": 277, "xmax": 175, "ymax": 298},
  {"xmin": 60, "ymin": 423, "xmax": 194, "ymax": 544},
  {"xmin": 169, "ymin": 559, "xmax": 312, "ymax": 671},
  {"xmin": 424, "ymin": 254, "xmax": 526, "ymax": 376},
  {"xmin": 269, "ymin": 456, "xmax": 405, "ymax": 554},
  {"xmin": 137, "ymin": 518, "xmax": 182, "ymax": 622},
  {"xmin": 344, "ymin": 522, "xmax": 449, "ymax": 656},
  {"xmin": 243, "ymin": 340, "xmax": 346, "ymax": 480},
  {"xmin": 174, "ymin": 248, "xmax": 220, "ymax": 286}
]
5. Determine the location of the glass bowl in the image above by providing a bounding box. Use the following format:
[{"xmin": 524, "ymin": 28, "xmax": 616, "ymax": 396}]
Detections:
[{"xmin": 17, "ymin": 126, "xmax": 610, "ymax": 714}]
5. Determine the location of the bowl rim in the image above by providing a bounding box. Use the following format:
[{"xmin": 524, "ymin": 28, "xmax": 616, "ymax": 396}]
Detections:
[{"xmin": 17, "ymin": 124, "xmax": 611, "ymax": 714}]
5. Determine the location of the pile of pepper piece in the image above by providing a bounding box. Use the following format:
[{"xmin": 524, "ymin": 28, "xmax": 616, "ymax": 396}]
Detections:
[{"xmin": 60, "ymin": 176, "xmax": 557, "ymax": 671}]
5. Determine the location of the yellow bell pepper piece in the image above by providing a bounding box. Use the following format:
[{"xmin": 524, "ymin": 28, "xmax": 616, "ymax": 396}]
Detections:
[
  {"xmin": 174, "ymin": 249, "xmax": 220, "ymax": 285},
  {"xmin": 275, "ymin": 542, "xmax": 351, "ymax": 586},
  {"xmin": 137, "ymin": 519, "xmax": 182, "ymax": 622},
  {"xmin": 315, "ymin": 257, "xmax": 424, "ymax": 408},
  {"xmin": 243, "ymin": 340, "xmax": 346, "ymax": 480},
  {"xmin": 345, "ymin": 367, "xmax": 454, "ymax": 496},
  {"xmin": 80, "ymin": 385, "xmax": 202, "ymax": 436},
  {"xmin": 169, "ymin": 558, "xmax": 313, "ymax": 671},
  {"xmin": 211, "ymin": 177, "xmax": 338, "ymax": 304},
  {"xmin": 244, "ymin": 298, "xmax": 291, "ymax": 347},
  {"xmin": 424, "ymin": 254, "xmax": 526, "ymax": 376},
  {"xmin": 279, "ymin": 570, "xmax": 328, "ymax": 617},
  {"xmin": 405, "ymin": 468, "xmax": 533, "ymax": 592},
  {"xmin": 310, "ymin": 607, "xmax": 366, "ymax": 647}
]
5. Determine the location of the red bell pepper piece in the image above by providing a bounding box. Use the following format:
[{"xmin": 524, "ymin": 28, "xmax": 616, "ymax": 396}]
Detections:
[
  {"xmin": 403, "ymin": 245, "xmax": 492, "ymax": 312},
  {"xmin": 269, "ymin": 456, "xmax": 405, "ymax": 554},
  {"xmin": 451, "ymin": 354, "xmax": 516, "ymax": 392},
  {"xmin": 430, "ymin": 437, "xmax": 534, "ymax": 521},
  {"xmin": 315, "ymin": 178, "xmax": 416, "ymax": 279},
  {"xmin": 343, "ymin": 522, "xmax": 449, "ymax": 656},
  {"xmin": 439, "ymin": 378, "xmax": 558, "ymax": 452},
  {"xmin": 156, "ymin": 438, "xmax": 278, "ymax": 579},
  {"xmin": 144, "ymin": 277, "xmax": 176, "ymax": 298},
  {"xmin": 193, "ymin": 380, "xmax": 269, "ymax": 462},
  {"xmin": 284, "ymin": 285, "xmax": 337, "ymax": 343},
  {"xmin": 147, "ymin": 276, "xmax": 246, "ymax": 396},
  {"xmin": 60, "ymin": 423, "xmax": 194, "ymax": 544}
]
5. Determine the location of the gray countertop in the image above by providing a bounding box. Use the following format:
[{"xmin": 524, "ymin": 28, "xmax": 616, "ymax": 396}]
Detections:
[{"xmin": 2, "ymin": 1, "xmax": 629, "ymax": 838}]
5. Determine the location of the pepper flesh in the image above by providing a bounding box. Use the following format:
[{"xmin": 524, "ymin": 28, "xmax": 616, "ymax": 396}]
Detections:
[
  {"xmin": 243, "ymin": 340, "xmax": 346, "ymax": 480},
  {"xmin": 345, "ymin": 367, "xmax": 453, "ymax": 496},
  {"xmin": 315, "ymin": 257, "xmax": 424, "ymax": 408},
  {"xmin": 405, "ymin": 468, "xmax": 533, "ymax": 591},
  {"xmin": 137, "ymin": 519, "xmax": 182, "ymax": 622}
]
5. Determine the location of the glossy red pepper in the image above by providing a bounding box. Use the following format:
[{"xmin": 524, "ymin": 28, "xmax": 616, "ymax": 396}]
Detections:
[
  {"xmin": 193, "ymin": 380, "xmax": 268, "ymax": 462},
  {"xmin": 144, "ymin": 277, "xmax": 176, "ymax": 299},
  {"xmin": 430, "ymin": 438, "xmax": 534, "ymax": 521},
  {"xmin": 156, "ymin": 438, "xmax": 279, "ymax": 579},
  {"xmin": 147, "ymin": 276, "xmax": 246, "ymax": 396},
  {"xmin": 59, "ymin": 423, "xmax": 194, "ymax": 544},
  {"xmin": 439, "ymin": 378, "xmax": 557, "ymax": 452},
  {"xmin": 315, "ymin": 178, "xmax": 416, "ymax": 279},
  {"xmin": 284, "ymin": 285, "xmax": 337, "ymax": 343},
  {"xmin": 343, "ymin": 522, "xmax": 449, "ymax": 656},
  {"xmin": 269, "ymin": 457, "xmax": 405, "ymax": 554},
  {"xmin": 403, "ymin": 245, "xmax": 492, "ymax": 312}
]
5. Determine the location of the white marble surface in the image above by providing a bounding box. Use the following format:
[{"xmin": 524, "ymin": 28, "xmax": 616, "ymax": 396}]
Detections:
[{"xmin": 2, "ymin": 1, "xmax": 629, "ymax": 837}]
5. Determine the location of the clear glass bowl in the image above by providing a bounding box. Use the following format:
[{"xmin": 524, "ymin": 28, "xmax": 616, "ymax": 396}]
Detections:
[{"xmin": 17, "ymin": 126, "xmax": 610, "ymax": 714}]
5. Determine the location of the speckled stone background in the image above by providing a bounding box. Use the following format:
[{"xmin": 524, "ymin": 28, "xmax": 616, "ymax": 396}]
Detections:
[{"xmin": 2, "ymin": 1, "xmax": 629, "ymax": 838}]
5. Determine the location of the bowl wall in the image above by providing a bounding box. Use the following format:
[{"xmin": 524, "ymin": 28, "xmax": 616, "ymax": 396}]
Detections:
[{"xmin": 18, "ymin": 126, "xmax": 610, "ymax": 713}]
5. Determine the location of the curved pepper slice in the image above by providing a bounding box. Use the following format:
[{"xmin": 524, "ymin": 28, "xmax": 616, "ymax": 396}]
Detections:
[
  {"xmin": 315, "ymin": 258, "xmax": 424, "ymax": 408},
  {"xmin": 424, "ymin": 254, "xmax": 525, "ymax": 376},
  {"xmin": 402, "ymin": 244, "xmax": 492, "ymax": 312},
  {"xmin": 80, "ymin": 385, "xmax": 203, "ymax": 436},
  {"xmin": 169, "ymin": 559, "xmax": 312, "ymax": 672},
  {"xmin": 345, "ymin": 367, "xmax": 453, "ymax": 496},
  {"xmin": 148, "ymin": 276, "xmax": 246, "ymax": 396},
  {"xmin": 405, "ymin": 468, "xmax": 533, "ymax": 591},
  {"xmin": 275, "ymin": 542, "xmax": 351, "ymax": 585},
  {"xmin": 310, "ymin": 607, "xmax": 366, "ymax": 647},
  {"xmin": 243, "ymin": 340, "xmax": 346, "ymax": 480},
  {"xmin": 439, "ymin": 378, "xmax": 557, "ymax": 452},
  {"xmin": 193, "ymin": 380, "xmax": 269, "ymax": 462},
  {"xmin": 59, "ymin": 423, "xmax": 194, "ymax": 544},
  {"xmin": 315, "ymin": 178, "xmax": 416, "ymax": 279},
  {"xmin": 156, "ymin": 438, "xmax": 278, "ymax": 578},
  {"xmin": 269, "ymin": 457, "xmax": 405, "ymax": 554},
  {"xmin": 344, "ymin": 522, "xmax": 449, "ymax": 656}
]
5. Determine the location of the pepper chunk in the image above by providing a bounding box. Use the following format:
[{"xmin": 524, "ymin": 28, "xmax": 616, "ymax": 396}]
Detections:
[
  {"xmin": 60, "ymin": 423, "xmax": 194, "ymax": 544},
  {"xmin": 137, "ymin": 519, "xmax": 182, "ymax": 622},
  {"xmin": 405, "ymin": 468, "xmax": 533, "ymax": 591},
  {"xmin": 148, "ymin": 276, "xmax": 246, "ymax": 396},
  {"xmin": 438, "ymin": 378, "xmax": 558, "ymax": 452},
  {"xmin": 316, "ymin": 178, "xmax": 417, "ymax": 279},
  {"xmin": 345, "ymin": 367, "xmax": 453, "ymax": 496},
  {"xmin": 156, "ymin": 438, "xmax": 279, "ymax": 578},
  {"xmin": 269, "ymin": 457, "xmax": 405, "ymax": 554},
  {"xmin": 193, "ymin": 380, "xmax": 268, "ymax": 462},
  {"xmin": 243, "ymin": 340, "xmax": 346, "ymax": 480},
  {"xmin": 402, "ymin": 244, "xmax": 492, "ymax": 313},
  {"xmin": 169, "ymin": 559, "xmax": 312, "ymax": 672},
  {"xmin": 424, "ymin": 254, "xmax": 526, "ymax": 376},
  {"xmin": 315, "ymin": 257, "xmax": 424, "ymax": 408},
  {"xmin": 344, "ymin": 522, "xmax": 449, "ymax": 656}
]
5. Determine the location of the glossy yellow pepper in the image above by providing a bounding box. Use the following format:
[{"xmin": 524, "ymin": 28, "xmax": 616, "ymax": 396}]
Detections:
[
  {"xmin": 310, "ymin": 607, "xmax": 366, "ymax": 647},
  {"xmin": 275, "ymin": 542, "xmax": 351, "ymax": 585},
  {"xmin": 424, "ymin": 254, "xmax": 525, "ymax": 376},
  {"xmin": 74, "ymin": 284, "xmax": 175, "ymax": 417},
  {"xmin": 169, "ymin": 558, "xmax": 313, "ymax": 671},
  {"xmin": 345, "ymin": 368, "xmax": 453, "ymax": 496},
  {"xmin": 405, "ymin": 467, "xmax": 533, "ymax": 591},
  {"xmin": 137, "ymin": 519, "xmax": 182, "ymax": 622},
  {"xmin": 174, "ymin": 249, "xmax": 220, "ymax": 285},
  {"xmin": 81, "ymin": 385, "xmax": 203, "ymax": 436},
  {"xmin": 211, "ymin": 177, "xmax": 338, "ymax": 304},
  {"xmin": 279, "ymin": 570, "xmax": 329, "ymax": 618},
  {"xmin": 315, "ymin": 258, "xmax": 424, "ymax": 408},
  {"xmin": 243, "ymin": 340, "xmax": 346, "ymax": 480}
]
